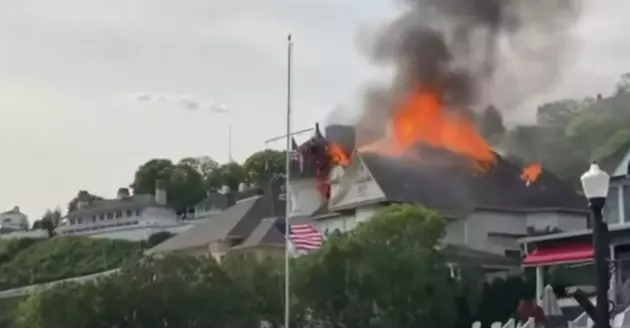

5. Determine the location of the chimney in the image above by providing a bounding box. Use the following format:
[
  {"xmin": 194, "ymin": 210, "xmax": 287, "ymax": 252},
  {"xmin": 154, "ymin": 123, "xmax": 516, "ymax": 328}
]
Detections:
[
  {"xmin": 77, "ymin": 190, "xmax": 90, "ymax": 209},
  {"xmin": 155, "ymin": 180, "xmax": 167, "ymax": 205},
  {"xmin": 117, "ymin": 187, "xmax": 130, "ymax": 199},
  {"xmin": 13, "ymin": 206, "xmax": 19, "ymax": 213}
]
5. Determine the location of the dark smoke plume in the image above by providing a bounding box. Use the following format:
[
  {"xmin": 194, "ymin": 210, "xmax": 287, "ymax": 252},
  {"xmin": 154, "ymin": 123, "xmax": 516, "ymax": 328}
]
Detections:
[{"xmin": 356, "ymin": 0, "xmax": 581, "ymax": 145}]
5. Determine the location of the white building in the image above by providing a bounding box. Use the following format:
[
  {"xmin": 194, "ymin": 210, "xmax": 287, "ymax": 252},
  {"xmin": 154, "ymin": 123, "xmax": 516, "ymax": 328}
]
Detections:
[
  {"xmin": 55, "ymin": 184, "xmax": 193, "ymax": 241},
  {"xmin": 0, "ymin": 207, "xmax": 29, "ymax": 233}
]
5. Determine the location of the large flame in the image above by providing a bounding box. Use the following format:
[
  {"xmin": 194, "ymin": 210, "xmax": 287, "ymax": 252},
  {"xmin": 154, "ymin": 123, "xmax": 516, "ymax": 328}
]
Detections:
[
  {"xmin": 327, "ymin": 144, "xmax": 350, "ymax": 167},
  {"xmin": 361, "ymin": 88, "xmax": 496, "ymax": 171},
  {"xmin": 521, "ymin": 162, "xmax": 542, "ymax": 186}
]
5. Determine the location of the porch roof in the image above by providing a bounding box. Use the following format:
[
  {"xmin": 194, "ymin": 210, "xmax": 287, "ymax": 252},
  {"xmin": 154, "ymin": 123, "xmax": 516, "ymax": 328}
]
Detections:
[
  {"xmin": 522, "ymin": 242, "xmax": 593, "ymax": 267},
  {"xmin": 519, "ymin": 223, "xmax": 630, "ymax": 244}
]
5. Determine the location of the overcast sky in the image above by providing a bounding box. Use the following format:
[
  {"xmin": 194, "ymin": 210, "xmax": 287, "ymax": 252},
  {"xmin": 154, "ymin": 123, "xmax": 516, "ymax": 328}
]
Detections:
[{"xmin": 1, "ymin": 0, "xmax": 629, "ymax": 220}]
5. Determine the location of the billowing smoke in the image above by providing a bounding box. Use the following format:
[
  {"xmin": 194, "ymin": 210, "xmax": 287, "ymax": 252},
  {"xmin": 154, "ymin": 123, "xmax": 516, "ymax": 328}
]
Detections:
[{"xmin": 356, "ymin": 0, "xmax": 581, "ymax": 145}]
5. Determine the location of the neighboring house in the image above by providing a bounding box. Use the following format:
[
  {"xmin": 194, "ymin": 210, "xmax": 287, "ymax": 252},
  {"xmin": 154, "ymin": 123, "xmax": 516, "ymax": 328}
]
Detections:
[
  {"xmin": 0, "ymin": 207, "xmax": 29, "ymax": 233},
  {"xmin": 285, "ymin": 124, "xmax": 587, "ymax": 273},
  {"xmin": 518, "ymin": 145, "xmax": 630, "ymax": 315},
  {"xmin": 188, "ymin": 186, "xmax": 265, "ymax": 221},
  {"xmin": 148, "ymin": 185, "xmax": 285, "ymax": 261},
  {"xmin": 599, "ymin": 143, "xmax": 630, "ymax": 225},
  {"xmin": 54, "ymin": 185, "xmax": 189, "ymax": 241}
]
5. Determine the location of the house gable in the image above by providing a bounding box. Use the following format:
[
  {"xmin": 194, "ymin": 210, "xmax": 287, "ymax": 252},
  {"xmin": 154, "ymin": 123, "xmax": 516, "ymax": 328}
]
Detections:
[
  {"xmin": 612, "ymin": 147, "xmax": 630, "ymax": 177},
  {"xmin": 328, "ymin": 154, "xmax": 386, "ymax": 210}
]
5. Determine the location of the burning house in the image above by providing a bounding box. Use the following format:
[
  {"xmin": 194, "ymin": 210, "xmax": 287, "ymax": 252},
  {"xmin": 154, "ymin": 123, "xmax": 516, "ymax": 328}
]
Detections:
[{"xmin": 288, "ymin": 123, "xmax": 587, "ymax": 270}]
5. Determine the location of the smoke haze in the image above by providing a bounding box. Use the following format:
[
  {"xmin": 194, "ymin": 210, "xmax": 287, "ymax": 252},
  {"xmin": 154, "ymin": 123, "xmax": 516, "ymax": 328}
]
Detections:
[{"xmin": 356, "ymin": 0, "xmax": 581, "ymax": 145}]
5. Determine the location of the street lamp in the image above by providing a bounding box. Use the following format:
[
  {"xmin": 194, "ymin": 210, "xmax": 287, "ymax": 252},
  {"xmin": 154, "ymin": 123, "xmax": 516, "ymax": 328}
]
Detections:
[{"xmin": 580, "ymin": 161, "xmax": 612, "ymax": 328}]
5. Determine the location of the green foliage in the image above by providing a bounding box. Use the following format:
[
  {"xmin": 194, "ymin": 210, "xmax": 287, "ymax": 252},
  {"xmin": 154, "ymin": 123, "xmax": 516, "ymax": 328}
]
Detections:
[
  {"xmin": 0, "ymin": 237, "xmax": 141, "ymax": 290},
  {"xmin": 222, "ymin": 253, "xmax": 285, "ymax": 327},
  {"xmin": 32, "ymin": 208, "xmax": 63, "ymax": 237},
  {"xmin": 206, "ymin": 162, "xmax": 247, "ymax": 192},
  {"xmin": 292, "ymin": 204, "xmax": 458, "ymax": 328},
  {"xmin": 13, "ymin": 255, "xmax": 257, "ymax": 328},
  {"xmin": 67, "ymin": 191, "xmax": 104, "ymax": 213},
  {"xmin": 131, "ymin": 158, "xmax": 207, "ymax": 214},
  {"xmin": 242, "ymin": 149, "xmax": 286, "ymax": 186},
  {"xmin": 505, "ymin": 73, "xmax": 630, "ymax": 184}
]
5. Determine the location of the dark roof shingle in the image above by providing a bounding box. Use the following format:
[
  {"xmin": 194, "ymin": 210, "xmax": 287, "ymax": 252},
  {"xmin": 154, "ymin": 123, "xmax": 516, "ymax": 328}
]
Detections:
[{"xmin": 359, "ymin": 147, "xmax": 585, "ymax": 214}]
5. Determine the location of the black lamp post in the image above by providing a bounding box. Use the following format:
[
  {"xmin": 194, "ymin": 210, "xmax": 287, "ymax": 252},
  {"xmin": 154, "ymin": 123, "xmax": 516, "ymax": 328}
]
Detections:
[{"xmin": 580, "ymin": 161, "xmax": 612, "ymax": 328}]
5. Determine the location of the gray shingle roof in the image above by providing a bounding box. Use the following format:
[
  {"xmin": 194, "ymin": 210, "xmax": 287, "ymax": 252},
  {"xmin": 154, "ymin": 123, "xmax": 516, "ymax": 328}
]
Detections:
[
  {"xmin": 149, "ymin": 195, "xmax": 285, "ymax": 254},
  {"xmin": 359, "ymin": 147, "xmax": 585, "ymax": 214},
  {"xmin": 235, "ymin": 218, "xmax": 285, "ymax": 250}
]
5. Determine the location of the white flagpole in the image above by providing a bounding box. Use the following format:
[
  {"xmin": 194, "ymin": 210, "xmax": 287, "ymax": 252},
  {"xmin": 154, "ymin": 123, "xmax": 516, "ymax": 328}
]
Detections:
[{"xmin": 284, "ymin": 33, "xmax": 294, "ymax": 328}]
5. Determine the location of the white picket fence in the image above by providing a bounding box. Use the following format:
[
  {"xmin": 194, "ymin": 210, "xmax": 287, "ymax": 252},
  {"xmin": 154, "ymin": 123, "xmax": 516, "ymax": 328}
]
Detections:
[{"xmin": 471, "ymin": 317, "xmax": 533, "ymax": 328}]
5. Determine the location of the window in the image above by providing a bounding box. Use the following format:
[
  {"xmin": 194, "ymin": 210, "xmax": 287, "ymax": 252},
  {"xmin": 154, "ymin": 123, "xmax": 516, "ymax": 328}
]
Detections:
[
  {"xmin": 107, "ymin": 212, "xmax": 113, "ymax": 220},
  {"xmin": 69, "ymin": 219, "xmax": 76, "ymax": 225},
  {"xmin": 100, "ymin": 214, "xmax": 105, "ymax": 221},
  {"xmin": 77, "ymin": 217, "xmax": 83, "ymax": 224},
  {"xmin": 135, "ymin": 209, "xmax": 142, "ymax": 216},
  {"xmin": 92, "ymin": 215, "xmax": 97, "ymax": 223},
  {"xmin": 624, "ymin": 185, "xmax": 630, "ymax": 223},
  {"xmin": 115, "ymin": 211, "xmax": 122, "ymax": 218},
  {"xmin": 604, "ymin": 187, "xmax": 620, "ymax": 224},
  {"xmin": 126, "ymin": 210, "xmax": 133, "ymax": 217}
]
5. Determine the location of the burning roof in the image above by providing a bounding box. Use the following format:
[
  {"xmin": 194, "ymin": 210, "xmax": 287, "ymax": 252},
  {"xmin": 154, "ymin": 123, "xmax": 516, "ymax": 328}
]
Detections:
[{"xmin": 356, "ymin": 147, "xmax": 585, "ymax": 214}]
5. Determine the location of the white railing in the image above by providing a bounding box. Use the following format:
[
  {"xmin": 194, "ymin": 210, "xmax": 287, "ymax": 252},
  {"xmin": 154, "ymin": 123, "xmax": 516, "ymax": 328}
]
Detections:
[{"xmin": 471, "ymin": 317, "xmax": 532, "ymax": 328}]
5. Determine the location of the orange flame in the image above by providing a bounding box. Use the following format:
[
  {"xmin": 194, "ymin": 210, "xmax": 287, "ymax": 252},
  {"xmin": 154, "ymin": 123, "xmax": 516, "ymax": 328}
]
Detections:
[
  {"xmin": 327, "ymin": 144, "xmax": 350, "ymax": 167},
  {"xmin": 361, "ymin": 88, "xmax": 495, "ymax": 170},
  {"xmin": 521, "ymin": 162, "xmax": 542, "ymax": 186}
]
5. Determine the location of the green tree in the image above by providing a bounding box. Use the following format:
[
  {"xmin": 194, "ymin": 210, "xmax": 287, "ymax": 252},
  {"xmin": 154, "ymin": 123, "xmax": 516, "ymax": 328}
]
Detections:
[
  {"xmin": 179, "ymin": 156, "xmax": 219, "ymax": 179},
  {"xmin": 13, "ymin": 255, "xmax": 256, "ymax": 328},
  {"xmin": 131, "ymin": 159, "xmax": 207, "ymax": 215},
  {"xmin": 206, "ymin": 162, "xmax": 247, "ymax": 192},
  {"xmin": 32, "ymin": 208, "xmax": 63, "ymax": 238},
  {"xmin": 67, "ymin": 191, "xmax": 103, "ymax": 213},
  {"xmin": 242, "ymin": 149, "xmax": 286, "ymax": 187},
  {"xmin": 222, "ymin": 253, "xmax": 285, "ymax": 327},
  {"xmin": 292, "ymin": 204, "xmax": 459, "ymax": 328}
]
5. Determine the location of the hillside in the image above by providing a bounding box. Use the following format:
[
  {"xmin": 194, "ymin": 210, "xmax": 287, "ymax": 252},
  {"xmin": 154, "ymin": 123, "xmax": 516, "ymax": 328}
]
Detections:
[{"xmin": 0, "ymin": 237, "xmax": 143, "ymax": 290}]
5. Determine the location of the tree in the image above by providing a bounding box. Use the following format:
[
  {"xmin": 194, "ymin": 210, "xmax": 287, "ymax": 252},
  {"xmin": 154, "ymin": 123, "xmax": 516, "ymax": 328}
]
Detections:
[
  {"xmin": 67, "ymin": 191, "xmax": 103, "ymax": 213},
  {"xmin": 292, "ymin": 204, "xmax": 459, "ymax": 328},
  {"xmin": 242, "ymin": 149, "xmax": 286, "ymax": 187},
  {"xmin": 222, "ymin": 253, "xmax": 285, "ymax": 327},
  {"xmin": 32, "ymin": 208, "xmax": 63, "ymax": 238},
  {"xmin": 179, "ymin": 156, "xmax": 219, "ymax": 178},
  {"xmin": 13, "ymin": 255, "xmax": 256, "ymax": 328},
  {"xmin": 131, "ymin": 159, "xmax": 207, "ymax": 215},
  {"xmin": 477, "ymin": 105, "xmax": 505, "ymax": 144},
  {"xmin": 206, "ymin": 162, "xmax": 247, "ymax": 192}
]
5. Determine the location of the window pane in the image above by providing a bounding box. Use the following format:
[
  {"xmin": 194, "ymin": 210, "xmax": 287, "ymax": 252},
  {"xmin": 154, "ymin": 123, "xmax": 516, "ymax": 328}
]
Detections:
[
  {"xmin": 625, "ymin": 185, "xmax": 630, "ymax": 223},
  {"xmin": 605, "ymin": 187, "xmax": 620, "ymax": 224}
]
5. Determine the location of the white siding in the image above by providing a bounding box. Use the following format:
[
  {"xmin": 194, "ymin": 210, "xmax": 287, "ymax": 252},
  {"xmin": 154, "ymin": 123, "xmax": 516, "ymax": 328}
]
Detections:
[
  {"xmin": 466, "ymin": 211, "xmax": 526, "ymax": 255},
  {"xmin": 289, "ymin": 178, "xmax": 324, "ymax": 217},
  {"xmin": 329, "ymin": 157, "xmax": 385, "ymax": 210}
]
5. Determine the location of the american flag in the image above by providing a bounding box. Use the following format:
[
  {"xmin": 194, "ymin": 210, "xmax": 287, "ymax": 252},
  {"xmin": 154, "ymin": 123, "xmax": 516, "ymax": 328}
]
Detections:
[
  {"xmin": 274, "ymin": 219, "xmax": 323, "ymax": 251},
  {"xmin": 289, "ymin": 223, "xmax": 323, "ymax": 251}
]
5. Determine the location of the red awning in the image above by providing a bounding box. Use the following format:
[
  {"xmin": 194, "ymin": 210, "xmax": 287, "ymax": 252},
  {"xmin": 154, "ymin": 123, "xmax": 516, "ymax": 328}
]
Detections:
[{"xmin": 523, "ymin": 243, "xmax": 593, "ymax": 266}]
